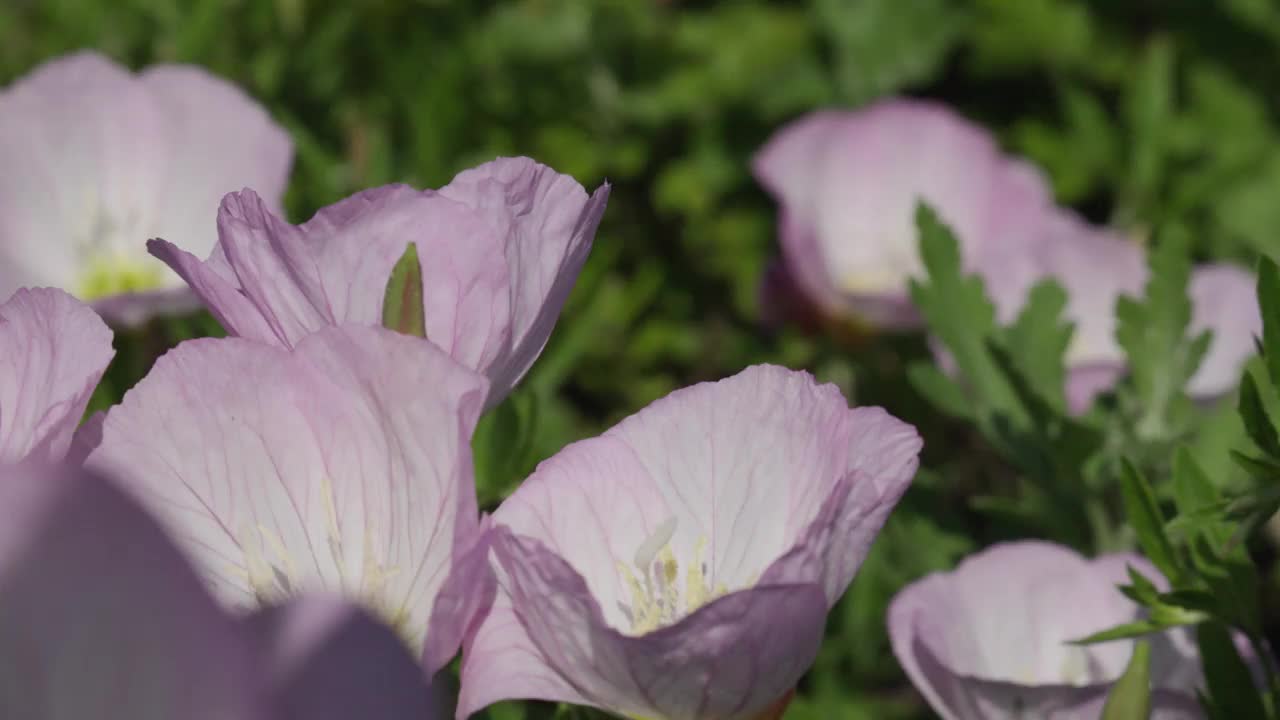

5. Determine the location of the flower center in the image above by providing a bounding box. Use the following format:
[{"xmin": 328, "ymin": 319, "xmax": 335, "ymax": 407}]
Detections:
[
  {"xmin": 616, "ymin": 517, "xmax": 728, "ymax": 635},
  {"xmin": 77, "ymin": 253, "xmax": 166, "ymax": 300},
  {"xmin": 235, "ymin": 479, "xmax": 411, "ymax": 640},
  {"xmin": 840, "ymin": 266, "xmax": 910, "ymax": 295}
]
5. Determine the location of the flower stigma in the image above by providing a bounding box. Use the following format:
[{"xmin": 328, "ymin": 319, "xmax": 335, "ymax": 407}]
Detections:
[{"xmin": 617, "ymin": 517, "xmax": 729, "ymax": 635}]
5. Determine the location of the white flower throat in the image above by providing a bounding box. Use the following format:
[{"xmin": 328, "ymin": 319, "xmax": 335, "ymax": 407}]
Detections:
[
  {"xmin": 74, "ymin": 191, "xmax": 166, "ymax": 299},
  {"xmin": 231, "ymin": 479, "xmax": 411, "ymax": 639},
  {"xmin": 617, "ymin": 517, "xmax": 729, "ymax": 635}
]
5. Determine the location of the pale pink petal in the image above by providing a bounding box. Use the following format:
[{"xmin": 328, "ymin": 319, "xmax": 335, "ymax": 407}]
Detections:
[
  {"xmin": 153, "ymin": 185, "xmax": 516, "ymax": 386},
  {"xmin": 422, "ymin": 518, "xmax": 497, "ymax": 674},
  {"xmin": 603, "ymin": 365, "xmax": 920, "ymax": 590},
  {"xmin": 439, "ymin": 157, "xmax": 610, "ymax": 402},
  {"xmin": 0, "ymin": 52, "xmax": 168, "ymax": 297},
  {"xmin": 141, "ymin": 65, "xmax": 293, "ymax": 260},
  {"xmin": 146, "ymin": 237, "xmax": 280, "ymax": 341},
  {"xmin": 306, "ymin": 190, "xmax": 514, "ymax": 374},
  {"xmin": 759, "ymin": 467, "xmax": 910, "ymax": 607},
  {"xmin": 754, "ymin": 100, "xmax": 1053, "ymax": 328},
  {"xmin": 457, "ymin": 591, "xmax": 592, "ymax": 716},
  {"xmin": 482, "ymin": 527, "xmax": 827, "ymax": 720},
  {"xmin": 889, "ymin": 542, "xmax": 1207, "ymax": 720},
  {"xmin": 1188, "ymin": 263, "xmax": 1260, "ymax": 398},
  {"xmin": 251, "ymin": 594, "xmax": 437, "ymax": 720},
  {"xmin": 86, "ymin": 324, "xmax": 488, "ymax": 654},
  {"xmin": 0, "ymin": 463, "xmax": 264, "ymax": 720},
  {"xmin": 0, "ymin": 288, "xmax": 114, "ymax": 465}
]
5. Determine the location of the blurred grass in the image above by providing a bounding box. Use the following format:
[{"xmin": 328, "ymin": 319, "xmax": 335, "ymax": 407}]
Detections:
[{"xmin": 7, "ymin": 0, "xmax": 1280, "ymax": 716}]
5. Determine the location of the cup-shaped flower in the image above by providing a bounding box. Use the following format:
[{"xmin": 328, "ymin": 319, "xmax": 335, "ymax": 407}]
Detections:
[
  {"xmin": 0, "ymin": 287, "xmax": 113, "ymax": 465},
  {"xmin": 84, "ymin": 323, "xmax": 493, "ymax": 671},
  {"xmin": 149, "ymin": 156, "xmax": 609, "ymax": 407},
  {"xmin": 0, "ymin": 51, "xmax": 292, "ymax": 324},
  {"xmin": 457, "ymin": 365, "xmax": 923, "ymax": 719},
  {"xmin": 889, "ymin": 541, "xmax": 1205, "ymax": 720},
  {"xmin": 982, "ymin": 211, "xmax": 1260, "ymax": 412},
  {"xmin": 0, "ymin": 462, "xmax": 442, "ymax": 720},
  {"xmin": 752, "ymin": 99, "xmax": 1053, "ymax": 328}
]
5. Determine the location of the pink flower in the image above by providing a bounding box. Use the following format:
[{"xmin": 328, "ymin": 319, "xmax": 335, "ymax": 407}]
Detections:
[
  {"xmin": 458, "ymin": 365, "xmax": 922, "ymax": 719},
  {"xmin": 0, "ymin": 51, "xmax": 292, "ymax": 325},
  {"xmin": 0, "ymin": 287, "xmax": 113, "ymax": 465},
  {"xmin": 84, "ymin": 324, "xmax": 493, "ymax": 672},
  {"xmin": 983, "ymin": 211, "xmax": 1260, "ymax": 412},
  {"xmin": 753, "ymin": 99, "xmax": 1053, "ymax": 328},
  {"xmin": 0, "ymin": 462, "xmax": 439, "ymax": 719},
  {"xmin": 889, "ymin": 541, "xmax": 1205, "ymax": 720},
  {"xmin": 150, "ymin": 156, "xmax": 609, "ymax": 407}
]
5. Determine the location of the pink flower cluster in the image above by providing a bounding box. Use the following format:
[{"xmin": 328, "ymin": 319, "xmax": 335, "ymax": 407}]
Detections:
[
  {"xmin": 755, "ymin": 98, "xmax": 1261, "ymax": 413},
  {"xmin": 0, "ymin": 50, "xmax": 1242, "ymax": 719},
  {"xmin": 1, "ymin": 53, "xmax": 929, "ymax": 720}
]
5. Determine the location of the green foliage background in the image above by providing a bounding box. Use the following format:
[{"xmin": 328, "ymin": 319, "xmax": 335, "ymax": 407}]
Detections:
[{"xmin": 5, "ymin": 1, "xmax": 1280, "ymax": 717}]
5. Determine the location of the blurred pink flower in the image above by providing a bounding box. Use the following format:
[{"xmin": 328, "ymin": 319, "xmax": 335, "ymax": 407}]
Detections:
[
  {"xmin": 84, "ymin": 324, "xmax": 493, "ymax": 672},
  {"xmin": 150, "ymin": 156, "xmax": 609, "ymax": 407},
  {"xmin": 457, "ymin": 365, "xmax": 922, "ymax": 719},
  {"xmin": 0, "ymin": 462, "xmax": 438, "ymax": 720},
  {"xmin": 0, "ymin": 51, "xmax": 292, "ymax": 325},
  {"xmin": 889, "ymin": 541, "xmax": 1205, "ymax": 720},
  {"xmin": 983, "ymin": 211, "xmax": 1260, "ymax": 412},
  {"xmin": 0, "ymin": 287, "xmax": 113, "ymax": 466},
  {"xmin": 753, "ymin": 99, "xmax": 1053, "ymax": 329}
]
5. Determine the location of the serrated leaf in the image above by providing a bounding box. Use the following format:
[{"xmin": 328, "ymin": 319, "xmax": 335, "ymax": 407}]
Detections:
[
  {"xmin": 909, "ymin": 203, "xmax": 1027, "ymax": 428},
  {"xmin": 1197, "ymin": 621, "xmax": 1268, "ymax": 720},
  {"xmin": 381, "ymin": 242, "xmax": 426, "ymax": 338},
  {"xmin": 1120, "ymin": 460, "xmax": 1181, "ymax": 582},
  {"xmin": 1002, "ymin": 279, "xmax": 1073, "ymax": 411},
  {"xmin": 1101, "ymin": 641, "xmax": 1150, "ymax": 720},
  {"xmin": 1114, "ymin": 229, "xmax": 1202, "ymax": 442}
]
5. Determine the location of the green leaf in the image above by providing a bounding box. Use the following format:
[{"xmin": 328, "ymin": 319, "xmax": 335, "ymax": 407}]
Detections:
[
  {"xmin": 1114, "ymin": 229, "xmax": 1204, "ymax": 442},
  {"xmin": 906, "ymin": 362, "xmax": 972, "ymax": 419},
  {"xmin": 909, "ymin": 203, "xmax": 1027, "ymax": 428},
  {"xmin": 1238, "ymin": 369, "xmax": 1280, "ymax": 458},
  {"xmin": 1232, "ymin": 450, "xmax": 1280, "ymax": 481},
  {"xmin": 1122, "ymin": 37, "xmax": 1175, "ymax": 221},
  {"xmin": 1197, "ymin": 621, "xmax": 1268, "ymax": 720},
  {"xmin": 381, "ymin": 242, "xmax": 426, "ymax": 338},
  {"xmin": 1002, "ymin": 279, "xmax": 1073, "ymax": 411},
  {"xmin": 1120, "ymin": 460, "xmax": 1181, "ymax": 581},
  {"xmin": 1101, "ymin": 641, "xmax": 1151, "ymax": 720},
  {"xmin": 1258, "ymin": 256, "xmax": 1280, "ymax": 388},
  {"xmin": 815, "ymin": 0, "xmax": 964, "ymax": 105},
  {"xmin": 1074, "ymin": 622, "xmax": 1155, "ymax": 644},
  {"xmin": 472, "ymin": 390, "xmax": 540, "ymax": 505},
  {"xmin": 1122, "ymin": 564, "xmax": 1161, "ymax": 605}
]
